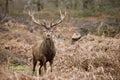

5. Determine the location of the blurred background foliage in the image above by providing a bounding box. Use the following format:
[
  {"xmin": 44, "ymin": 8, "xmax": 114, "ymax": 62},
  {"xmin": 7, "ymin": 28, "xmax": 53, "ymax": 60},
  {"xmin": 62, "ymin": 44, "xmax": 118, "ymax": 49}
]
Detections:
[{"xmin": 0, "ymin": 0, "xmax": 120, "ymax": 37}]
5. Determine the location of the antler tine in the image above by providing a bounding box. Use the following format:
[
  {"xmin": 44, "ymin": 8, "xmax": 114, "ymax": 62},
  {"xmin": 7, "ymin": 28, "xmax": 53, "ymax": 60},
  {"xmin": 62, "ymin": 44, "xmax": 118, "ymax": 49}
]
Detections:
[
  {"xmin": 28, "ymin": 11, "xmax": 40, "ymax": 25},
  {"xmin": 51, "ymin": 10, "xmax": 66, "ymax": 27},
  {"xmin": 28, "ymin": 11, "xmax": 46, "ymax": 27},
  {"xmin": 41, "ymin": 19, "xmax": 47, "ymax": 28}
]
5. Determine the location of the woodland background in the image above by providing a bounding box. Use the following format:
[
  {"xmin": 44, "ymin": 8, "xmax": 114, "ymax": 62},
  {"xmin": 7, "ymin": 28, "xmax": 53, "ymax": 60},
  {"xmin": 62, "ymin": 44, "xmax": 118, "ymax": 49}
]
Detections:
[{"xmin": 0, "ymin": 0, "xmax": 120, "ymax": 80}]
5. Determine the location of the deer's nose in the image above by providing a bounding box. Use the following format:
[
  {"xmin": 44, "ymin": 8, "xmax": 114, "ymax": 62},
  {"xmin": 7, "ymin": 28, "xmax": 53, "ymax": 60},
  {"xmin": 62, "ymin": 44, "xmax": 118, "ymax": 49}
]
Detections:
[
  {"xmin": 46, "ymin": 33, "xmax": 51, "ymax": 37},
  {"xmin": 47, "ymin": 34, "xmax": 50, "ymax": 37}
]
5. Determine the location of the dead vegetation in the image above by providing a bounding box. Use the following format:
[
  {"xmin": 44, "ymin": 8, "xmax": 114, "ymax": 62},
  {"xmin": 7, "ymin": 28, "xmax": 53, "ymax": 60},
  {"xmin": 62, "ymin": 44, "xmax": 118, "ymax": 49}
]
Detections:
[{"xmin": 0, "ymin": 15, "xmax": 120, "ymax": 80}]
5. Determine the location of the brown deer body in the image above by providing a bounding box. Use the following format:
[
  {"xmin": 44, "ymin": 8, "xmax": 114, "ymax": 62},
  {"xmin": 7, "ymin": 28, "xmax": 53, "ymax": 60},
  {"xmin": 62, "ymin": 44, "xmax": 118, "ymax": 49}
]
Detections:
[
  {"xmin": 29, "ymin": 10, "xmax": 66, "ymax": 75},
  {"xmin": 32, "ymin": 37, "xmax": 56, "ymax": 75}
]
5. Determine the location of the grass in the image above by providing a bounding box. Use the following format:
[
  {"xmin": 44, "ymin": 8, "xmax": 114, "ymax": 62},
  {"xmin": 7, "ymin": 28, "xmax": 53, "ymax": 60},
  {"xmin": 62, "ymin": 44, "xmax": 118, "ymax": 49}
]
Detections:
[
  {"xmin": 71, "ymin": 7, "xmax": 119, "ymax": 18},
  {"xmin": 81, "ymin": 9, "xmax": 97, "ymax": 17},
  {"xmin": 12, "ymin": 65, "xmax": 29, "ymax": 72},
  {"xmin": 98, "ymin": 7, "xmax": 116, "ymax": 16}
]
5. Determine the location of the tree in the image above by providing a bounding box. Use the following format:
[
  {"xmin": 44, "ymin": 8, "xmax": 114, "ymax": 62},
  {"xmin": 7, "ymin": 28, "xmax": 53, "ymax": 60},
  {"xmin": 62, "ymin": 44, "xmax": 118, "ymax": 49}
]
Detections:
[
  {"xmin": 36, "ymin": 0, "xmax": 44, "ymax": 11},
  {"xmin": 5, "ymin": 0, "xmax": 13, "ymax": 15},
  {"xmin": 0, "ymin": 0, "xmax": 13, "ymax": 23},
  {"xmin": 31, "ymin": 0, "xmax": 44, "ymax": 11}
]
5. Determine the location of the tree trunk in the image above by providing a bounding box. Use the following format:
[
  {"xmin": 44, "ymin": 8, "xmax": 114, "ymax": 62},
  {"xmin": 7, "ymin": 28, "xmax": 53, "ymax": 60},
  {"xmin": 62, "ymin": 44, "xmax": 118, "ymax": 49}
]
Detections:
[
  {"xmin": 83, "ymin": 0, "xmax": 88, "ymax": 9},
  {"xmin": 37, "ymin": 0, "xmax": 44, "ymax": 11},
  {"xmin": 5, "ymin": 0, "xmax": 9, "ymax": 14},
  {"xmin": 37, "ymin": 2, "xmax": 41, "ymax": 11},
  {"xmin": 55, "ymin": 0, "xmax": 59, "ymax": 8}
]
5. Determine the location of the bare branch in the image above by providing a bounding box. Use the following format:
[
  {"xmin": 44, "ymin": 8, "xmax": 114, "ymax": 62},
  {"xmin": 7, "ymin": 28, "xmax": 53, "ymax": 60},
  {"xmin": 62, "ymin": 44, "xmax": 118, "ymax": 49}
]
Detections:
[{"xmin": 97, "ymin": 21, "xmax": 104, "ymax": 35}]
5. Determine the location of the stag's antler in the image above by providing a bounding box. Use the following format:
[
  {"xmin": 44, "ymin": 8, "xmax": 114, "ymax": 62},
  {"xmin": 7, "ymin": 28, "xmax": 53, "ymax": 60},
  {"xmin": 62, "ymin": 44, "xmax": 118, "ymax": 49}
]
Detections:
[
  {"xmin": 28, "ymin": 10, "xmax": 66, "ymax": 29},
  {"xmin": 51, "ymin": 10, "xmax": 66, "ymax": 27},
  {"xmin": 28, "ymin": 11, "xmax": 46, "ymax": 27}
]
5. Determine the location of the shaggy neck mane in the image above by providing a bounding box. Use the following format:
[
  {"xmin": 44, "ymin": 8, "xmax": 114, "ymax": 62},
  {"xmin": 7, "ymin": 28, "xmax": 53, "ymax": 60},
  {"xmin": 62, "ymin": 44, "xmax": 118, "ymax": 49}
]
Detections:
[
  {"xmin": 41, "ymin": 38, "xmax": 55, "ymax": 52},
  {"xmin": 44, "ymin": 38, "xmax": 54, "ymax": 47},
  {"xmin": 40, "ymin": 37, "xmax": 56, "ymax": 61}
]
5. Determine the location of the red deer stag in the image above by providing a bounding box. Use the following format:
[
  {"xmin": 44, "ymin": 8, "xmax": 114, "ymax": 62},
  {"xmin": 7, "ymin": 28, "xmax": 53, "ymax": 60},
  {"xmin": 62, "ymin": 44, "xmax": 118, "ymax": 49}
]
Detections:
[{"xmin": 28, "ymin": 10, "xmax": 66, "ymax": 75}]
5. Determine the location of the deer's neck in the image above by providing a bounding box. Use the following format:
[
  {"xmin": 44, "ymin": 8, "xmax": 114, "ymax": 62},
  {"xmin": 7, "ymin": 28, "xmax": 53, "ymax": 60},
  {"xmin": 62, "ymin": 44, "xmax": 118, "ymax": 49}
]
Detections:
[
  {"xmin": 40, "ymin": 37, "xmax": 56, "ymax": 57},
  {"xmin": 44, "ymin": 37, "xmax": 53, "ymax": 42},
  {"xmin": 43, "ymin": 38, "xmax": 54, "ymax": 48}
]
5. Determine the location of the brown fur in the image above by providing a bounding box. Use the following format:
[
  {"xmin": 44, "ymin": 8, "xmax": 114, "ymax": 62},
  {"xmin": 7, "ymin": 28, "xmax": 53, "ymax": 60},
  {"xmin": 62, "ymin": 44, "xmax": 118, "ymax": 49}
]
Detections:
[
  {"xmin": 32, "ymin": 37, "xmax": 56, "ymax": 75},
  {"xmin": 29, "ymin": 10, "xmax": 66, "ymax": 75}
]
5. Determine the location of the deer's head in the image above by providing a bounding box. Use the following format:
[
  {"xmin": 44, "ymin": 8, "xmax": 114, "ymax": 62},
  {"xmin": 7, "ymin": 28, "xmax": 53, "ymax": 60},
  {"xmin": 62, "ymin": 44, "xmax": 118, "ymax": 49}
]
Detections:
[{"xmin": 28, "ymin": 10, "xmax": 66, "ymax": 39}]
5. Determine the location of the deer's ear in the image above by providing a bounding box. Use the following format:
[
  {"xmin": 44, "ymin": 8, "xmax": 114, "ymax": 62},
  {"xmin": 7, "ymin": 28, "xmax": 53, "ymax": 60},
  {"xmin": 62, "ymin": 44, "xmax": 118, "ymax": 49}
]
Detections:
[
  {"xmin": 52, "ymin": 26, "xmax": 57, "ymax": 31},
  {"xmin": 50, "ymin": 29, "xmax": 54, "ymax": 32}
]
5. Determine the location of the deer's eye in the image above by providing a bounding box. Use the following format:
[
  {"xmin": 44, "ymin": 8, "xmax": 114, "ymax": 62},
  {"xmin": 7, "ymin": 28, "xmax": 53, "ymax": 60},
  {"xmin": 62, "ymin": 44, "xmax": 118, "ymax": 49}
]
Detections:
[{"xmin": 50, "ymin": 29, "xmax": 53, "ymax": 32}]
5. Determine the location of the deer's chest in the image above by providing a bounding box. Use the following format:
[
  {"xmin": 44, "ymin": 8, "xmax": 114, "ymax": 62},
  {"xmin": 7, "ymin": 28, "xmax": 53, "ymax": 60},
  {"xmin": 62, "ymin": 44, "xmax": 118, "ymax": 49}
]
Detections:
[{"xmin": 41, "ymin": 39, "xmax": 56, "ymax": 60}]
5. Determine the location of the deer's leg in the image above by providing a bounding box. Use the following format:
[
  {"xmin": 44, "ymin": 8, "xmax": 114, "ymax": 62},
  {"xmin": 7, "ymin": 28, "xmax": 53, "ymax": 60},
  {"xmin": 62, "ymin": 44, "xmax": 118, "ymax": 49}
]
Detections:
[
  {"xmin": 43, "ymin": 57, "xmax": 47, "ymax": 73},
  {"xmin": 32, "ymin": 57, "xmax": 37, "ymax": 75},
  {"xmin": 39, "ymin": 57, "xmax": 47, "ymax": 75},
  {"xmin": 49, "ymin": 60, "xmax": 53, "ymax": 72},
  {"xmin": 39, "ymin": 61, "xmax": 43, "ymax": 75},
  {"xmin": 43, "ymin": 62, "xmax": 47, "ymax": 73}
]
